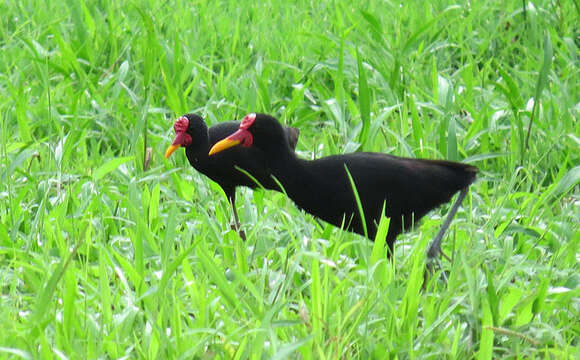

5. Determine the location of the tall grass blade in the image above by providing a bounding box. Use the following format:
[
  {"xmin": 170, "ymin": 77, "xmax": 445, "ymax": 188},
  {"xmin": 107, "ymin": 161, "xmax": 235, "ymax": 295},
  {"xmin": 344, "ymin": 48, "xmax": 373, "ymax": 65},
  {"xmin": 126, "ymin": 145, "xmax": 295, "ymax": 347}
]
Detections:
[
  {"xmin": 525, "ymin": 31, "xmax": 553, "ymax": 149},
  {"xmin": 356, "ymin": 47, "xmax": 371, "ymax": 150}
]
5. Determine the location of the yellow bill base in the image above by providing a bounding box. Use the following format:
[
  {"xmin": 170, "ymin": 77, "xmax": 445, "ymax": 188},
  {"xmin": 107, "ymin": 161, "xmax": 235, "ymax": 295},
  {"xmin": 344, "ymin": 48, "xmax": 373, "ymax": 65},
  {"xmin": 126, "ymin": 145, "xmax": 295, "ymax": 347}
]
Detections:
[
  {"xmin": 208, "ymin": 139, "xmax": 241, "ymax": 156},
  {"xmin": 165, "ymin": 144, "xmax": 180, "ymax": 159}
]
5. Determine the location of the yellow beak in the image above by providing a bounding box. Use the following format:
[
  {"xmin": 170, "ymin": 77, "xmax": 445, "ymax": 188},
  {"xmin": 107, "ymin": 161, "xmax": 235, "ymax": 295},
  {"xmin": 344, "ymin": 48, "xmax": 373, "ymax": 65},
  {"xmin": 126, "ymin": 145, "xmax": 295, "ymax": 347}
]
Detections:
[
  {"xmin": 208, "ymin": 139, "xmax": 241, "ymax": 156},
  {"xmin": 165, "ymin": 144, "xmax": 180, "ymax": 159}
]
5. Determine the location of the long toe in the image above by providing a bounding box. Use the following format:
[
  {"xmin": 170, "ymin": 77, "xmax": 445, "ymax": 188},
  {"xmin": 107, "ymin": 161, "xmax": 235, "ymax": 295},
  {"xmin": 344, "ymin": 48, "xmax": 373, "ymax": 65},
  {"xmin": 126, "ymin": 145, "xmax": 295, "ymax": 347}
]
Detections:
[{"xmin": 424, "ymin": 257, "xmax": 449, "ymax": 288}]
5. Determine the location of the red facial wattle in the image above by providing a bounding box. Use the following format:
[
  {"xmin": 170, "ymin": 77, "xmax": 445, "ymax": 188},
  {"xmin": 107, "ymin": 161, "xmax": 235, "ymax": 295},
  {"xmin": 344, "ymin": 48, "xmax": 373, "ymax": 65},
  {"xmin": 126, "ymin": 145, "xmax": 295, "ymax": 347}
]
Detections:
[
  {"xmin": 240, "ymin": 113, "xmax": 256, "ymax": 130},
  {"xmin": 223, "ymin": 113, "xmax": 255, "ymax": 148},
  {"xmin": 165, "ymin": 116, "xmax": 193, "ymax": 159},
  {"xmin": 228, "ymin": 129, "xmax": 253, "ymax": 147},
  {"xmin": 171, "ymin": 132, "xmax": 192, "ymax": 147},
  {"xmin": 174, "ymin": 116, "xmax": 189, "ymax": 133},
  {"xmin": 208, "ymin": 113, "xmax": 256, "ymax": 156}
]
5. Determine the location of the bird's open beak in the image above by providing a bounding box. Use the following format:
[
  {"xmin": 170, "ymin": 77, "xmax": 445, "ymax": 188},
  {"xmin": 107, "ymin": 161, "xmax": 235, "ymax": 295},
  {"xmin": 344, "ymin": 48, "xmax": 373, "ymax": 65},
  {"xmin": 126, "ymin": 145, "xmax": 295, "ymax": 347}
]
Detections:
[
  {"xmin": 165, "ymin": 132, "xmax": 191, "ymax": 159},
  {"xmin": 209, "ymin": 129, "xmax": 253, "ymax": 156}
]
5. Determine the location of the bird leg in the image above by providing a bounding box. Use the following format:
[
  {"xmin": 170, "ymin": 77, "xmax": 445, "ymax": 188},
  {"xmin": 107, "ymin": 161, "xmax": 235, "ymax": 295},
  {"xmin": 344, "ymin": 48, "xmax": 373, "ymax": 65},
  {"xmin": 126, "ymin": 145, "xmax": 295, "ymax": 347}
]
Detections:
[
  {"xmin": 424, "ymin": 187, "xmax": 469, "ymax": 287},
  {"xmin": 229, "ymin": 196, "xmax": 247, "ymax": 241},
  {"xmin": 426, "ymin": 187, "xmax": 469, "ymax": 260}
]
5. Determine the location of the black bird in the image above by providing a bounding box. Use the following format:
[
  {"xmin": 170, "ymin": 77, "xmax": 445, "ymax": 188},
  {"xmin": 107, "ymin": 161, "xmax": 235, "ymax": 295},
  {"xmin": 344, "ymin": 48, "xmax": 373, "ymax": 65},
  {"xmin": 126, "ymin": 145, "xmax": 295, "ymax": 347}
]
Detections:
[
  {"xmin": 165, "ymin": 114, "xmax": 300, "ymax": 237},
  {"xmin": 209, "ymin": 113, "xmax": 477, "ymax": 258}
]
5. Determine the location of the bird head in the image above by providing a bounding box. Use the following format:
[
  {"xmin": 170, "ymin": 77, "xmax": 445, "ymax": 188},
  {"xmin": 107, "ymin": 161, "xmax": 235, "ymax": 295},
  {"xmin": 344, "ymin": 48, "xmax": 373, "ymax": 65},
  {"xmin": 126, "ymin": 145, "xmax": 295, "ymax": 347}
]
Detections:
[
  {"xmin": 165, "ymin": 114, "xmax": 206, "ymax": 159},
  {"xmin": 208, "ymin": 113, "xmax": 288, "ymax": 156}
]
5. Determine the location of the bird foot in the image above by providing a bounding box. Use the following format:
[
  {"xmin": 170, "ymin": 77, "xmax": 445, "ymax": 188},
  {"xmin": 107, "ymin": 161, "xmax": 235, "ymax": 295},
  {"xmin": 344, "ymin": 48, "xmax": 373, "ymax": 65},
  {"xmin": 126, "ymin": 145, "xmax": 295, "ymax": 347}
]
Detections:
[
  {"xmin": 427, "ymin": 245, "xmax": 451, "ymax": 262},
  {"xmin": 424, "ymin": 250, "xmax": 450, "ymax": 287}
]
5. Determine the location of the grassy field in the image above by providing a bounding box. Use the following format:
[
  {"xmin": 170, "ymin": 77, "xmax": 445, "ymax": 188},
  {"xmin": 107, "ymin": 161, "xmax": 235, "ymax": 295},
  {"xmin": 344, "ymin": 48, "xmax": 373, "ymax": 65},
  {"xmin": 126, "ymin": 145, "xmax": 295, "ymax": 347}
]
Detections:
[{"xmin": 1, "ymin": 0, "xmax": 579, "ymax": 358}]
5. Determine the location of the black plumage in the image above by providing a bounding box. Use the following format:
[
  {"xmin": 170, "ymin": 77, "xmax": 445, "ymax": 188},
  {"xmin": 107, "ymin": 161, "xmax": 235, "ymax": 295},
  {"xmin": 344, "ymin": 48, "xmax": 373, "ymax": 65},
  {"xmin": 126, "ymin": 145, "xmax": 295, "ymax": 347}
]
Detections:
[
  {"xmin": 165, "ymin": 113, "xmax": 300, "ymax": 236},
  {"xmin": 209, "ymin": 113, "xmax": 477, "ymax": 257}
]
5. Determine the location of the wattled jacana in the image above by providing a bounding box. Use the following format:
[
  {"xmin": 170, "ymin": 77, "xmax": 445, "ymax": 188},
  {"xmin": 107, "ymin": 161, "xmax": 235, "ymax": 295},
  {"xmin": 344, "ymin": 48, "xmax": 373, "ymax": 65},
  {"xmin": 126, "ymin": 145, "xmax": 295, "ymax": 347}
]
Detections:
[
  {"xmin": 209, "ymin": 113, "xmax": 478, "ymax": 258},
  {"xmin": 165, "ymin": 114, "xmax": 300, "ymax": 237}
]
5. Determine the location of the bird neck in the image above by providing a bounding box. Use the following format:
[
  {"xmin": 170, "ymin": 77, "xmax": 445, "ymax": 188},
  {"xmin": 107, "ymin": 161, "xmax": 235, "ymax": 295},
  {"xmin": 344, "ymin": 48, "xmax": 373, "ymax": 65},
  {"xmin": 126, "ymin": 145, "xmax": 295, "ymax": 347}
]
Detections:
[
  {"xmin": 185, "ymin": 134, "xmax": 210, "ymax": 165},
  {"xmin": 267, "ymin": 152, "xmax": 323, "ymax": 205}
]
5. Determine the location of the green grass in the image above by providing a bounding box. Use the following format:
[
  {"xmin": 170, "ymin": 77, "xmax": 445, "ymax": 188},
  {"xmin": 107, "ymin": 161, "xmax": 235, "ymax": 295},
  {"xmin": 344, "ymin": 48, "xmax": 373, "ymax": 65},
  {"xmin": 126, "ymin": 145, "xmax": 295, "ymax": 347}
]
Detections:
[{"xmin": 1, "ymin": 0, "xmax": 579, "ymax": 358}]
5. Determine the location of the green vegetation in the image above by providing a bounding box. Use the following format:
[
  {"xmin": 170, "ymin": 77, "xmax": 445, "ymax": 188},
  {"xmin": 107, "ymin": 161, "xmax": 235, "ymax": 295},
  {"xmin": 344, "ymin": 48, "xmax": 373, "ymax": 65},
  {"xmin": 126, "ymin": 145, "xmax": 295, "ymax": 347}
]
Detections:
[{"xmin": 1, "ymin": 0, "xmax": 578, "ymax": 358}]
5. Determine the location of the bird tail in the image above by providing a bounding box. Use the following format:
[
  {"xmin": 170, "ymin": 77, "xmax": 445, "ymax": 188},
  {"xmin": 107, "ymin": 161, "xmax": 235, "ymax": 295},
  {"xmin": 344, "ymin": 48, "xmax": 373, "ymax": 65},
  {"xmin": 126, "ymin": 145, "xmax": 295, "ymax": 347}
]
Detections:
[{"xmin": 428, "ymin": 159, "xmax": 478, "ymax": 189}]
